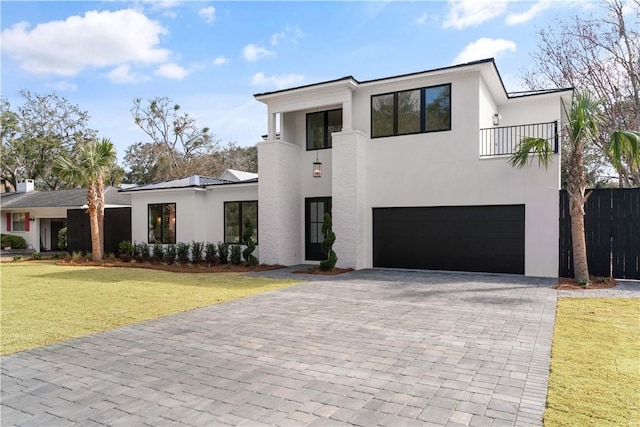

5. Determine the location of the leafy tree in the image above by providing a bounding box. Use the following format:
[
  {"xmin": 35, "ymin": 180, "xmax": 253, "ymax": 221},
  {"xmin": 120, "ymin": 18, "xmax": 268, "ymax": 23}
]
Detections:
[
  {"xmin": 319, "ymin": 213, "xmax": 337, "ymax": 271},
  {"xmin": 522, "ymin": 0, "xmax": 640, "ymax": 186},
  {"xmin": 510, "ymin": 92, "xmax": 640, "ymax": 284},
  {"xmin": 129, "ymin": 96, "xmax": 217, "ymax": 182},
  {"xmin": 124, "ymin": 140, "xmax": 257, "ymax": 185},
  {"xmin": 54, "ymin": 138, "xmax": 117, "ymax": 261},
  {"xmin": 1, "ymin": 91, "xmax": 96, "ymax": 190}
]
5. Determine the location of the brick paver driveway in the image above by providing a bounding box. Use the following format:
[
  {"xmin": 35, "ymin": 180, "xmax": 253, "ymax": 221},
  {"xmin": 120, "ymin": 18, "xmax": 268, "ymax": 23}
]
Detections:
[{"xmin": 2, "ymin": 269, "xmax": 558, "ymax": 426}]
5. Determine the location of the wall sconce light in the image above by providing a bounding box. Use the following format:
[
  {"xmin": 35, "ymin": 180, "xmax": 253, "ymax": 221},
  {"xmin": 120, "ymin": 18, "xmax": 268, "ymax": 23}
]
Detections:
[
  {"xmin": 493, "ymin": 113, "xmax": 502, "ymax": 126},
  {"xmin": 29, "ymin": 217, "xmax": 36, "ymax": 222},
  {"xmin": 313, "ymin": 151, "xmax": 322, "ymax": 178}
]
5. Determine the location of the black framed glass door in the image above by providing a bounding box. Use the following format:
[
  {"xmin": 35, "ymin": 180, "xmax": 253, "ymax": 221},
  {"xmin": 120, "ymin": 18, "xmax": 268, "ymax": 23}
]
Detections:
[{"xmin": 305, "ymin": 197, "xmax": 332, "ymax": 261}]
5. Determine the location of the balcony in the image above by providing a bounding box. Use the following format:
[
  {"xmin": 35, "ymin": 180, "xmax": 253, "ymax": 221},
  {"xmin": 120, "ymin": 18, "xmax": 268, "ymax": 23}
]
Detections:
[{"xmin": 480, "ymin": 121, "xmax": 558, "ymax": 157}]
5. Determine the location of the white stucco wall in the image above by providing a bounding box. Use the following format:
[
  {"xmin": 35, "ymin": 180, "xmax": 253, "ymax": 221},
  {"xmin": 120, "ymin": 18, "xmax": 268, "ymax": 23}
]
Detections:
[
  {"xmin": 255, "ymin": 63, "xmax": 568, "ymax": 277},
  {"xmin": 258, "ymin": 140, "xmax": 302, "ymax": 265},
  {"xmin": 1, "ymin": 207, "xmax": 68, "ymax": 251},
  {"xmin": 129, "ymin": 183, "xmax": 258, "ymax": 250}
]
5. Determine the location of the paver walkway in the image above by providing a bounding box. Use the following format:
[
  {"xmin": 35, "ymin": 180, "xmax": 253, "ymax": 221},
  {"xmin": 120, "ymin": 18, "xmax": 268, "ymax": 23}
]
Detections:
[{"xmin": 2, "ymin": 269, "xmax": 561, "ymax": 426}]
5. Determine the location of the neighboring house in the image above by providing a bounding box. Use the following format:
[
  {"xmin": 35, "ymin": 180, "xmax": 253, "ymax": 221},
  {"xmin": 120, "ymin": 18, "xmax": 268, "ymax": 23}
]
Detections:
[
  {"xmin": 0, "ymin": 179, "xmax": 131, "ymax": 253},
  {"xmin": 254, "ymin": 58, "xmax": 572, "ymax": 277},
  {"xmin": 121, "ymin": 173, "xmax": 258, "ymax": 248}
]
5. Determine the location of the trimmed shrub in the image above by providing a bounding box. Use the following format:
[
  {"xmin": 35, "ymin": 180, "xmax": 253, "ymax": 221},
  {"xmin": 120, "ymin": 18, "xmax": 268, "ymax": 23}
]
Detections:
[
  {"xmin": 242, "ymin": 218, "xmax": 258, "ymax": 267},
  {"xmin": 32, "ymin": 252, "xmax": 43, "ymax": 260},
  {"xmin": 191, "ymin": 241, "xmax": 204, "ymax": 264},
  {"xmin": 230, "ymin": 245, "xmax": 242, "ymax": 265},
  {"xmin": 176, "ymin": 242, "xmax": 190, "ymax": 264},
  {"xmin": 152, "ymin": 243, "xmax": 165, "ymax": 263},
  {"xmin": 134, "ymin": 242, "xmax": 150, "ymax": 262},
  {"xmin": 319, "ymin": 213, "xmax": 337, "ymax": 271},
  {"xmin": 164, "ymin": 244, "xmax": 177, "ymax": 264},
  {"xmin": 204, "ymin": 242, "xmax": 217, "ymax": 265},
  {"xmin": 1, "ymin": 234, "xmax": 27, "ymax": 250},
  {"xmin": 57, "ymin": 227, "xmax": 67, "ymax": 250},
  {"xmin": 217, "ymin": 241, "xmax": 229, "ymax": 264},
  {"xmin": 118, "ymin": 240, "xmax": 133, "ymax": 261}
]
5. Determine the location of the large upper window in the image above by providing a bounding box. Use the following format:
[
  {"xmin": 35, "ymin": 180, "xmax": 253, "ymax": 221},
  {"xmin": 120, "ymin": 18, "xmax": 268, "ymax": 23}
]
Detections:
[
  {"xmin": 225, "ymin": 201, "xmax": 258, "ymax": 244},
  {"xmin": 148, "ymin": 203, "xmax": 176, "ymax": 244},
  {"xmin": 372, "ymin": 84, "xmax": 451, "ymax": 138},
  {"xmin": 306, "ymin": 109, "xmax": 342, "ymax": 150}
]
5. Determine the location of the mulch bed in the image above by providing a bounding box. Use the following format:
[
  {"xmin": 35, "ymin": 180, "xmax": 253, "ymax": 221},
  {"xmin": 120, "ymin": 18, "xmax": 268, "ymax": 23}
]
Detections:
[
  {"xmin": 554, "ymin": 276, "xmax": 618, "ymax": 290},
  {"xmin": 56, "ymin": 259, "xmax": 285, "ymax": 273},
  {"xmin": 292, "ymin": 266, "xmax": 354, "ymax": 275}
]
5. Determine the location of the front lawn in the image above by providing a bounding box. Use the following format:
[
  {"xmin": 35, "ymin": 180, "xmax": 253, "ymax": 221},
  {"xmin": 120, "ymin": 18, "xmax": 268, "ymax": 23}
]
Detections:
[
  {"xmin": 545, "ymin": 297, "xmax": 640, "ymax": 426},
  {"xmin": 0, "ymin": 261, "xmax": 299, "ymax": 355}
]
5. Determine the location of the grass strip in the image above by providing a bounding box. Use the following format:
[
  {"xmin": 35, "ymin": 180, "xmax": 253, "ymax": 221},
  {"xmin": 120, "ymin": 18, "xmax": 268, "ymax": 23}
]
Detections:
[
  {"xmin": 545, "ymin": 297, "xmax": 640, "ymax": 426},
  {"xmin": 1, "ymin": 261, "xmax": 299, "ymax": 355}
]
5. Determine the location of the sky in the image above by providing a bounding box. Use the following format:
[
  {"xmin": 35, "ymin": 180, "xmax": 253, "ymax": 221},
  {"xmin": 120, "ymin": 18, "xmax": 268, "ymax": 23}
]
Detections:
[{"xmin": 1, "ymin": 0, "xmax": 598, "ymax": 164}]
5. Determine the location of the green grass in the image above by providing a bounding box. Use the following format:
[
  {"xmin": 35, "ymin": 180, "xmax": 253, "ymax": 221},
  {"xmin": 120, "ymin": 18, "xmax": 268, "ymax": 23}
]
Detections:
[
  {"xmin": 545, "ymin": 298, "xmax": 640, "ymax": 426},
  {"xmin": 1, "ymin": 261, "xmax": 299, "ymax": 355}
]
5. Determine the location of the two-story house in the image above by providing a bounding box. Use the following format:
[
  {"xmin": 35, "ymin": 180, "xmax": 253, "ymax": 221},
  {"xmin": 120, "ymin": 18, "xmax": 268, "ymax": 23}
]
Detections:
[{"xmin": 255, "ymin": 58, "xmax": 571, "ymax": 277}]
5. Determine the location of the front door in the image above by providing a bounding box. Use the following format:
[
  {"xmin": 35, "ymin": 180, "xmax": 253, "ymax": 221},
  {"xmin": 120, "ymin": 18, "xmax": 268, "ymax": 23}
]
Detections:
[
  {"xmin": 50, "ymin": 220, "xmax": 65, "ymax": 251},
  {"xmin": 305, "ymin": 197, "xmax": 332, "ymax": 261}
]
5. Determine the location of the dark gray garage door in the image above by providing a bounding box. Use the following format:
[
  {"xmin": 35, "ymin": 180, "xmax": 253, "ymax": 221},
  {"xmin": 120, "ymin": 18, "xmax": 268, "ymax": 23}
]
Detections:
[{"xmin": 373, "ymin": 205, "xmax": 525, "ymax": 274}]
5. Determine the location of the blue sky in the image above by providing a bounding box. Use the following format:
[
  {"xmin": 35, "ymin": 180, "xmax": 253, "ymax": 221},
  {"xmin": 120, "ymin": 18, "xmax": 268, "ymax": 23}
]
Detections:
[{"xmin": 1, "ymin": 0, "xmax": 593, "ymax": 163}]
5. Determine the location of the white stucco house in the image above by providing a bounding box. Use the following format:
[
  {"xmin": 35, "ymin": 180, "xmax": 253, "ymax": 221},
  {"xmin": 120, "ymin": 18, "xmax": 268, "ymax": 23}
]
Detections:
[
  {"xmin": 123, "ymin": 58, "xmax": 571, "ymax": 277},
  {"xmin": 255, "ymin": 58, "xmax": 571, "ymax": 277},
  {"xmin": 1, "ymin": 179, "xmax": 131, "ymax": 252},
  {"xmin": 123, "ymin": 173, "xmax": 259, "ymax": 248}
]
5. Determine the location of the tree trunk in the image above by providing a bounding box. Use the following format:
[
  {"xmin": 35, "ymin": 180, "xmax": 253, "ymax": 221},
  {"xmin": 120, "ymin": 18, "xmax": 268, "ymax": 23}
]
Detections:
[
  {"xmin": 569, "ymin": 193, "xmax": 589, "ymax": 283},
  {"xmin": 567, "ymin": 141, "xmax": 590, "ymax": 284},
  {"xmin": 87, "ymin": 184, "xmax": 103, "ymax": 261},
  {"xmin": 97, "ymin": 176, "xmax": 105, "ymax": 252}
]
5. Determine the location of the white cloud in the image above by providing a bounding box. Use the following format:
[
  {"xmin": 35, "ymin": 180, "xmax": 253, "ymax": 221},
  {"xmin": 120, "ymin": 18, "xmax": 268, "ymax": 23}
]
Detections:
[
  {"xmin": 270, "ymin": 25, "xmax": 304, "ymax": 46},
  {"xmin": 198, "ymin": 6, "xmax": 216, "ymax": 24},
  {"xmin": 154, "ymin": 63, "xmax": 189, "ymax": 80},
  {"xmin": 443, "ymin": 0, "xmax": 508, "ymax": 29},
  {"xmin": 251, "ymin": 72, "xmax": 304, "ymax": 89},
  {"xmin": 453, "ymin": 38, "xmax": 516, "ymax": 64},
  {"xmin": 213, "ymin": 56, "xmax": 229, "ymax": 66},
  {"xmin": 45, "ymin": 80, "xmax": 78, "ymax": 92},
  {"xmin": 106, "ymin": 64, "xmax": 148, "ymax": 84},
  {"xmin": 270, "ymin": 32, "xmax": 285, "ymax": 46},
  {"xmin": 415, "ymin": 13, "xmax": 428, "ymax": 25},
  {"xmin": 506, "ymin": 1, "xmax": 552, "ymax": 25},
  {"xmin": 242, "ymin": 44, "xmax": 275, "ymax": 62},
  {"xmin": 1, "ymin": 9, "xmax": 169, "ymax": 77}
]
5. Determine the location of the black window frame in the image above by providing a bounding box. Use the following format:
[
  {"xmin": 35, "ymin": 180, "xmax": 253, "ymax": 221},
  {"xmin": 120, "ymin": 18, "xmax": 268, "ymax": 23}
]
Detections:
[
  {"xmin": 148, "ymin": 203, "xmax": 177, "ymax": 244},
  {"xmin": 224, "ymin": 201, "xmax": 258, "ymax": 244},
  {"xmin": 371, "ymin": 83, "xmax": 451, "ymax": 138},
  {"xmin": 306, "ymin": 108, "xmax": 343, "ymax": 150}
]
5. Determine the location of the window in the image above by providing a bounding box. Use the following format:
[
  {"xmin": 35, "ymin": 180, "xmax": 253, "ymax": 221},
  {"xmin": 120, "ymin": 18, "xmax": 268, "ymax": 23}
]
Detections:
[
  {"xmin": 371, "ymin": 83, "xmax": 451, "ymax": 138},
  {"xmin": 225, "ymin": 201, "xmax": 258, "ymax": 244},
  {"xmin": 306, "ymin": 109, "xmax": 342, "ymax": 150},
  {"xmin": 11, "ymin": 213, "xmax": 26, "ymax": 232},
  {"xmin": 148, "ymin": 203, "xmax": 176, "ymax": 244}
]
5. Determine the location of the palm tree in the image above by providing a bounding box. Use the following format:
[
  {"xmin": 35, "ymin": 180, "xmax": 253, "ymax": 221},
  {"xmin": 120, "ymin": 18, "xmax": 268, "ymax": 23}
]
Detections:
[
  {"xmin": 54, "ymin": 138, "xmax": 117, "ymax": 261},
  {"xmin": 510, "ymin": 92, "xmax": 640, "ymax": 284}
]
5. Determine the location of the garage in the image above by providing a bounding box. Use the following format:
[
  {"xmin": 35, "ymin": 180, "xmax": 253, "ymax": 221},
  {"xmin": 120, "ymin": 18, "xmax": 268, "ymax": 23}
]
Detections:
[{"xmin": 372, "ymin": 205, "xmax": 525, "ymax": 274}]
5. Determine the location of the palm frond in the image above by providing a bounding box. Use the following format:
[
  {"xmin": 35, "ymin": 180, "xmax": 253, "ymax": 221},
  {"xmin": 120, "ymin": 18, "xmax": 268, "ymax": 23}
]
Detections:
[
  {"xmin": 609, "ymin": 130, "xmax": 640, "ymax": 170},
  {"xmin": 509, "ymin": 137, "xmax": 554, "ymax": 169}
]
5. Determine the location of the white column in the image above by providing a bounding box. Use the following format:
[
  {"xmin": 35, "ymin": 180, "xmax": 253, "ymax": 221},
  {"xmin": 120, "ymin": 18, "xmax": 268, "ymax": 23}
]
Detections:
[
  {"xmin": 267, "ymin": 111, "xmax": 277, "ymax": 140},
  {"xmin": 331, "ymin": 130, "xmax": 367, "ymax": 269}
]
